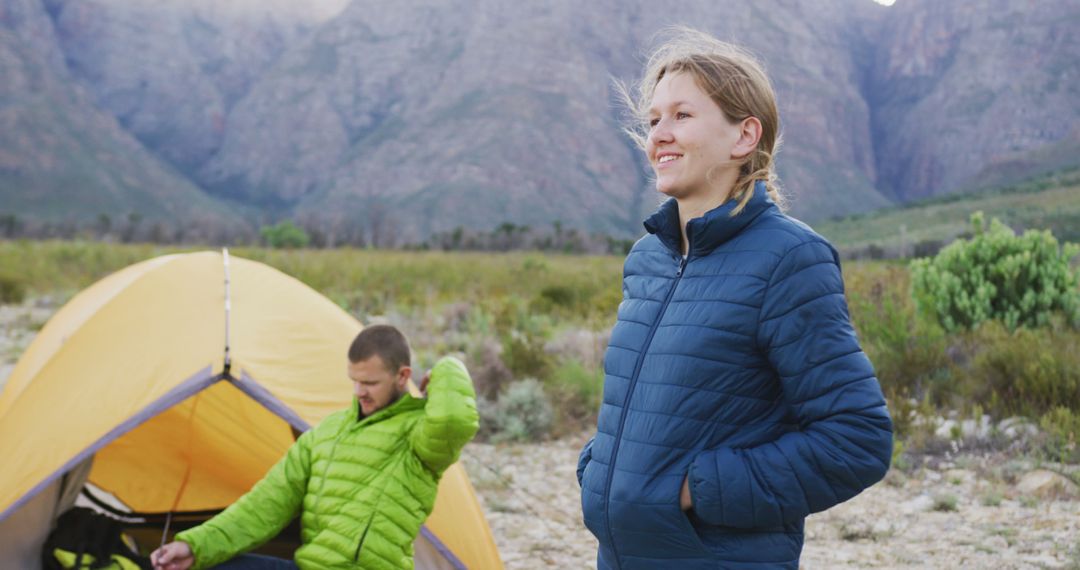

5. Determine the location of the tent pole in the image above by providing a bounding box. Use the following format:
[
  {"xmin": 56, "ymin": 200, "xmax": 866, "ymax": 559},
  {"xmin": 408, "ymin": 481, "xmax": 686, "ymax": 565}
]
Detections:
[{"xmin": 222, "ymin": 248, "xmax": 232, "ymax": 378}]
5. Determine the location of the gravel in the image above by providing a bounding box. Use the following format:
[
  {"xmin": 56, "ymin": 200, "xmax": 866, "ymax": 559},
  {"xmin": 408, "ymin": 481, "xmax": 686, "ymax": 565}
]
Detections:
[{"xmin": 461, "ymin": 436, "xmax": 1080, "ymax": 569}]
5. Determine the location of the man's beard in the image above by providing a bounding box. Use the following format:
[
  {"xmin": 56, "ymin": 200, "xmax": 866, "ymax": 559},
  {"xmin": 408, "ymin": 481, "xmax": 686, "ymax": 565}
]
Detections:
[
  {"xmin": 387, "ymin": 384, "xmax": 406, "ymax": 407},
  {"xmin": 359, "ymin": 385, "xmax": 407, "ymax": 419}
]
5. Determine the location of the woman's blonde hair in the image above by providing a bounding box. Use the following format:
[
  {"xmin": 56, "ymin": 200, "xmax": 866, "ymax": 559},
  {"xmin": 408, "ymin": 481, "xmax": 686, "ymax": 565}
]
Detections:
[{"xmin": 621, "ymin": 27, "xmax": 785, "ymax": 214}]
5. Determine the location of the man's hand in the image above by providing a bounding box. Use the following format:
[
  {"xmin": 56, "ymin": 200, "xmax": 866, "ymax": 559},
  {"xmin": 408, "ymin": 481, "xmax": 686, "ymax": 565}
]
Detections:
[
  {"xmin": 680, "ymin": 475, "xmax": 693, "ymax": 511},
  {"xmin": 419, "ymin": 369, "xmax": 431, "ymax": 397},
  {"xmin": 151, "ymin": 541, "xmax": 194, "ymax": 570}
]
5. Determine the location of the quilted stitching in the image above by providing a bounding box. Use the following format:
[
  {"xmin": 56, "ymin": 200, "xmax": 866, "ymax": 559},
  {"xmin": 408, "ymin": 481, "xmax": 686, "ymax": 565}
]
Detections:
[
  {"xmin": 580, "ymin": 183, "xmax": 893, "ymax": 569},
  {"xmin": 177, "ymin": 357, "xmax": 478, "ymax": 569}
]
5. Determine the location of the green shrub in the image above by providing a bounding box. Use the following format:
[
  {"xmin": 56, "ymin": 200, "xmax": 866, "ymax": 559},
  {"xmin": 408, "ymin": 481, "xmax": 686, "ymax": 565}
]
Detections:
[
  {"xmin": 980, "ymin": 490, "xmax": 1004, "ymax": 507},
  {"xmin": 0, "ymin": 272, "xmax": 27, "ymax": 303},
  {"xmin": 951, "ymin": 321, "xmax": 1080, "ymax": 417},
  {"xmin": 501, "ymin": 331, "xmax": 553, "ymax": 380},
  {"xmin": 845, "ymin": 263, "xmax": 950, "ymax": 436},
  {"xmin": 260, "ymin": 221, "xmax": 310, "ymax": 249},
  {"xmin": 911, "ymin": 212, "xmax": 1080, "ymax": 332},
  {"xmin": 1040, "ymin": 407, "xmax": 1080, "ymax": 463},
  {"xmin": 932, "ymin": 493, "xmax": 959, "ymax": 512},
  {"xmin": 530, "ymin": 284, "xmax": 579, "ymax": 315},
  {"xmin": 477, "ymin": 378, "xmax": 554, "ymax": 442},
  {"xmin": 547, "ymin": 359, "xmax": 604, "ymax": 431}
]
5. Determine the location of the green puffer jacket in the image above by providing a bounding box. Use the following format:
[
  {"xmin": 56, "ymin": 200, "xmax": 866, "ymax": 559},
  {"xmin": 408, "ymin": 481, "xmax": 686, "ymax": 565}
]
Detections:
[{"xmin": 176, "ymin": 356, "xmax": 479, "ymax": 569}]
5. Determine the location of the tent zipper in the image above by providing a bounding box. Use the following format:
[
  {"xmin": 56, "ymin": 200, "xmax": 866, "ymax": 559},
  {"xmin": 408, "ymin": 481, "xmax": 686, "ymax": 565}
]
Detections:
[{"xmin": 603, "ymin": 250, "xmax": 688, "ymax": 568}]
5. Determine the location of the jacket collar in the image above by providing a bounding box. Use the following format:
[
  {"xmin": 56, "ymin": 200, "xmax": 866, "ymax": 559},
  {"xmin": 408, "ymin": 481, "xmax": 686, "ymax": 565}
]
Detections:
[
  {"xmin": 351, "ymin": 392, "xmax": 426, "ymax": 427},
  {"xmin": 643, "ymin": 180, "xmax": 776, "ymax": 258}
]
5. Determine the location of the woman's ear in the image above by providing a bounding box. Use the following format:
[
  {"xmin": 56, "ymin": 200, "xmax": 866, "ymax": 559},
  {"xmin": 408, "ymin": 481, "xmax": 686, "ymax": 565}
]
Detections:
[{"xmin": 731, "ymin": 116, "xmax": 762, "ymax": 159}]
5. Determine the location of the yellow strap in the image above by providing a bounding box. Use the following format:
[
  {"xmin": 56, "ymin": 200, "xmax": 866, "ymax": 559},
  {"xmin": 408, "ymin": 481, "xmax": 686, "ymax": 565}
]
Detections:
[{"xmin": 53, "ymin": 548, "xmax": 141, "ymax": 569}]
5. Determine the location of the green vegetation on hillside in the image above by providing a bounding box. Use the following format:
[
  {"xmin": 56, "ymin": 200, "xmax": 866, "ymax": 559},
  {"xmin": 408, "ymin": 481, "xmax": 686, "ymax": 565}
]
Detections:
[{"xmin": 818, "ymin": 169, "xmax": 1080, "ymax": 257}]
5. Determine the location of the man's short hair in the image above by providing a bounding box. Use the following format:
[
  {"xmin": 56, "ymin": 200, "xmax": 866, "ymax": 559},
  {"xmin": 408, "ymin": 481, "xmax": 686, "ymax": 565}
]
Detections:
[{"xmin": 348, "ymin": 325, "xmax": 411, "ymax": 372}]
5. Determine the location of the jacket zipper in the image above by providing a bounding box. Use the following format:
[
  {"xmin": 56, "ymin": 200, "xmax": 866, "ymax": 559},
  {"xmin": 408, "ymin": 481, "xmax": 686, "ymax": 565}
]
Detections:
[
  {"xmin": 308, "ymin": 404, "xmax": 379, "ymax": 517},
  {"xmin": 352, "ymin": 440, "xmax": 407, "ymax": 562},
  {"xmin": 353, "ymin": 513, "xmax": 376, "ymax": 561},
  {"xmin": 603, "ymin": 251, "xmax": 688, "ymax": 568}
]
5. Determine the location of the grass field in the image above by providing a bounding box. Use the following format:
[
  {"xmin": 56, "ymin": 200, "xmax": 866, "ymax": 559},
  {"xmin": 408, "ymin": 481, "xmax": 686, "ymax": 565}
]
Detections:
[
  {"xmin": 2, "ymin": 223, "xmax": 1078, "ymax": 449},
  {"xmin": 0, "ymin": 240, "xmax": 623, "ymax": 320}
]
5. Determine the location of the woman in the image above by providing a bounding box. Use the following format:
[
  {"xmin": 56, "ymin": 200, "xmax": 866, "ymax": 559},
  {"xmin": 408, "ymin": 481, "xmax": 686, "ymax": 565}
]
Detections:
[{"xmin": 577, "ymin": 28, "xmax": 893, "ymax": 569}]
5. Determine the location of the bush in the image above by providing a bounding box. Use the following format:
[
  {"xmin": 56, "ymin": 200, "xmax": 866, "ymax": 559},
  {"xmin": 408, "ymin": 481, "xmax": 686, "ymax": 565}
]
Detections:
[
  {"xmin": 951, "ymin": 320, "xmax": 1080, "ymax": 417},
  {"xmin": 1040, "ymin": 407, "xmax": 1080, "ymax": 463},
  {"xmin": 260, "ymin": 221, "xmax": 310, "ymax": 249},
  {"xmin": 533, "ymin": 285, "xmax": 578, "ymax": 313},
  {"xmin": 932, "ymin": 493, "xmax": 959, "ymax": 512},
  {"xmin": 478, "ymin": 379, "xmax": 554, "ymax": 443},
  {"xmin": 845, "ymin": 263, "xmax": 950, "ymax": 436},
  {"xmin": 0, "ymin": 272, "xmax": 27, "ymax": 303},
  {"xmin": 465, "ymin": 337, "xmax": 512, "ymax": 400},
  {"xmin": 911, "ymin": 212, "xmax": 1080, "ymax": 332},
  {"xmin": 547, "ymin": 359, "xmax": 604, "ymax": 431}
]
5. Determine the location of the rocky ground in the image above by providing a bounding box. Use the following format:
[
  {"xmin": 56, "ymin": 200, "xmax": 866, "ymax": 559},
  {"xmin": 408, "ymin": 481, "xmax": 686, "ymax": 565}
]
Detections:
[
  {"xmin": 3, "ymin": 298, "xmax": 1079, "ymax": 569},
  {"xmin": 461, "ymin": 436, "xmax": 1080, "ymax": 569}
]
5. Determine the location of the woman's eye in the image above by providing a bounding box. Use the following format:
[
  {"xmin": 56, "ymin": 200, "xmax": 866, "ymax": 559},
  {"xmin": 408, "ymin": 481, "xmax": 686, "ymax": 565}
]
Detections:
[
  {"xmin": 649, "ymin": 118, "xmax": 660, "ymax": 128},
  {"xmin": 676, "ymin": 112, "xmax": 690, "ymax": 119}
]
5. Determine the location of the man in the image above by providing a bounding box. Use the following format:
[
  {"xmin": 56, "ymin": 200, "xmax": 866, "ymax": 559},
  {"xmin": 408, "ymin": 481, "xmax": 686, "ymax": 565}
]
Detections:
[{"xmin": 151, "ymin": 325, "xmax": 479, "ymax": 569}]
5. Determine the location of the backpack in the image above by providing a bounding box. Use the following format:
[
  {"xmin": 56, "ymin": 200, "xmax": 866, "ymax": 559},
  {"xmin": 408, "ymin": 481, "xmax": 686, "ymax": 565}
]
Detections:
[{"xmin": 42, "ymin": 507, "xmax": 152, "ymax": 570}]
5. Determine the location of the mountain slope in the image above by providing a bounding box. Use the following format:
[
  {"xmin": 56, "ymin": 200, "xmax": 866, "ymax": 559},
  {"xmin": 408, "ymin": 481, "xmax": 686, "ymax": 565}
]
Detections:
[
  {"xmin": 49, "ymin": 0, "xmax": 350, "ymax": 174},
  {"xmin": 867, "ymin": 0, "xmax": 1080, "ymax": 202},
  {"xmin": 3, "ymin": 0, "xmax": 1077, "ymax": 243},
  {"xmin": 205, "ymin": 0, "xmax": 893, "ymax": 241},
  {"xmin": 0, "ymin": 0, "xmax": 245, "ymax": 238}
]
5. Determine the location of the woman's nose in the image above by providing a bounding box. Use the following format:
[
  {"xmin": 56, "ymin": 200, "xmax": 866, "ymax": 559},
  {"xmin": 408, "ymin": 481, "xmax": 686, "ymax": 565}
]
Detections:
[{"xmin": 649, "ymin": 119, "xmax": 674, "ymax": 146}]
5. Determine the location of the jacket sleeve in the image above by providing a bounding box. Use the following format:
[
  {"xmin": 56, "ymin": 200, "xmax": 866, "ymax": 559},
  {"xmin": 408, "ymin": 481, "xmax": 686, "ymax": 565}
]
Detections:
[
  {"xmin": 409, "ymin": 356, "xmax": 479, "ymax": 475},
  {"xmin": 688, "ymin": 239, "xmax": 893, "ymax": 529},
  {"xmin": 175, "ymin": 429, "xmax": 313, "ymax": 569}
]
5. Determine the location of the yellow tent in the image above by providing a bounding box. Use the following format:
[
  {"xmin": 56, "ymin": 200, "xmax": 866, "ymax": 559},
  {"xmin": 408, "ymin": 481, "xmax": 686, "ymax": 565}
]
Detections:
[{"xmin": 0, "ymin": 251, "xmax": 502, "ymax": 569}]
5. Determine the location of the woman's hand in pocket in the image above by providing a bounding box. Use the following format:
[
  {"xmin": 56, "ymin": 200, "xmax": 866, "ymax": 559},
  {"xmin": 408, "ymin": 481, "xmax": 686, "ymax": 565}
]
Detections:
[{"xmin": 680, "ymin": 475, "xmax": 693, "ymax": 511}]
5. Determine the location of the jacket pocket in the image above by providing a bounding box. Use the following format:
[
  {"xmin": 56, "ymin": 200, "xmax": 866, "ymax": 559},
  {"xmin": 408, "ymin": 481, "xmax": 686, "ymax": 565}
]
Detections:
[
  {"xmin": 576, "ymin": 438, "xmax": 594, "ymax": 487},
  {"xmin": 675, "ymin": 509, "xmax": 715, "ymax": 557},
  {"xmin": 669, "ymin": 475, "xmax": 713, "ymax": 558}
]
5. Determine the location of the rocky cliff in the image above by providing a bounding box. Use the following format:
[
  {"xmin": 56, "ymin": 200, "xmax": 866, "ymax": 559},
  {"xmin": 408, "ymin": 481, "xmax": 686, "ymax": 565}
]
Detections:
[
  {"xmin": 2, "ymin": 0, "xmax": 1075, "ymax": 242},
  {"xmin": 0, "ymin": 0, "xmax": 244, "ymax": 239},
  {"xmin": 866, "ymin": 0, "xmax": 1080, "ymax": 202}
]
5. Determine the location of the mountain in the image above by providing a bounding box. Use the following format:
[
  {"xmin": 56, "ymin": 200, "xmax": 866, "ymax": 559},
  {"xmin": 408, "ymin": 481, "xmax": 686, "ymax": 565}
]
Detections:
[
  {"xmin": 201, "ymin": 0, "xmax": 892, "ymax": 243},
  {"xmin": 0, "ymin": 0, "xmax": 248, "ymax": 240},
  {"xmin": 48, "ymin": 0, "xmax": 349, "ymax": 174},
  {"xmin": 2, "ymin": 0, "xmax": 1077, "ymax": 243},
  {"xmin": 865, "ymin": 0, "xmax": 1080, "ymax": 202}
]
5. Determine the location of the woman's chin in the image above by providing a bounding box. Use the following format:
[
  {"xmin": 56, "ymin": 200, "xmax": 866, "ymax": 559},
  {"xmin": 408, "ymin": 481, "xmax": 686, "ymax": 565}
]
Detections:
[
  {"xmin": 652, "ymin": 181, "xmax": 678, "ymax": 199},
  {"xmin": 655, "ymin": 181, "xmax": 683, "ymax": 199}
]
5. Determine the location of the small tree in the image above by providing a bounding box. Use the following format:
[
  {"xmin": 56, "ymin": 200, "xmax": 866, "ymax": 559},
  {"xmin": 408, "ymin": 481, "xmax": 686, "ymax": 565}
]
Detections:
[
  {"xmin": 260, "ymin": 220, "xmax": 310, "ymax": 249},
  {"xmin": 911, "ymin": 212, "xmax": 1080, "ymax": 332}
]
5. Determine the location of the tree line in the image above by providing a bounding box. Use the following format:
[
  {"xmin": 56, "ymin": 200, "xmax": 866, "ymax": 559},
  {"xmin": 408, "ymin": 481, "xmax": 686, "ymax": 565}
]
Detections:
[{"xmin": 0, "ymin": 212, "xmax": 635, "ymax": 255}]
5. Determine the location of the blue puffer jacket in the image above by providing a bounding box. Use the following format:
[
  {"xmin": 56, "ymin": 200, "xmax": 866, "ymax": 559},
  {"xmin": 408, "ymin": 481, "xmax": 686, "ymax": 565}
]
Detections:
[{"xmin": 579, "ymin": 182, "xmax": 893, "ymax": 569}]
